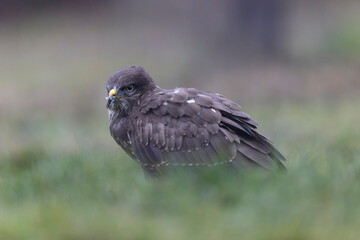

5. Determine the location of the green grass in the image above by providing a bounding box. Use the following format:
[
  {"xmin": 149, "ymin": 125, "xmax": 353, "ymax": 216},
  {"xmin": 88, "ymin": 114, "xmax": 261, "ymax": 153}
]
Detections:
[{"xmin": 0, "ymin": 98, "xmax": 360, "ymax": 240}]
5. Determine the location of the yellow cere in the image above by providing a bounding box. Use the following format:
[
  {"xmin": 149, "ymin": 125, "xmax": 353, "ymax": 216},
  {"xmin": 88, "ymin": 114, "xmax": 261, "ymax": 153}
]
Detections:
[{"xmin": 109, "ymin": 89, "xmax": 116, "ymax": 97}]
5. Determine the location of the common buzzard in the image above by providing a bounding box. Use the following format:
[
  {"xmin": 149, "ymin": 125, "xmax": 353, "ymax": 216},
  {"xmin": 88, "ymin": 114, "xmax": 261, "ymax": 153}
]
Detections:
[{"xmin": 106, "ymin": 66, "xmax": 286, "ymax": 177}]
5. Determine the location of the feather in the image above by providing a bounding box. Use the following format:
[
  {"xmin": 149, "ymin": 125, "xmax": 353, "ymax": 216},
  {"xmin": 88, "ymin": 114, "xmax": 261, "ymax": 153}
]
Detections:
[
  {"xmin": 221, "ymin": 98, "xmax": 241, "ymax": 109},
  {"xmin": 220, "ymin": 128, "xmax": 236, "ymax": 143},
  {"xmin": 161, "ymin": 92, "xmax": 173, "ymax": 101},
  {"xmin": 145, "ymin": 145, "xmax": 164, "ymax": 165},
  {"xmin": 167, "ymin": 102, "xmax": 185, "ymax": 118},
  {"xmin": 230, "ymin": 153, "xmax": 258, "ymax": 168},
  {"xmin": 242, "ymin": 118, "xmax": 260, "ymax": 128},
  {"xmin": 147, "ymin": 123, "xmax": 153, "ymax": 140},
  {"xmin": 237, "ymin": 143, "xmax": 276, "ymax": 169},
  {"xmin": 138, "ymin": 120, "xmax": 143, "ymax": 143},
  {"xmin": 167, "ymin": 128, "xmax": 176, "ymax": 151},
  {"xmin": 199, "ymin": 107, "xmax": 222, "ymax": 124},
  {"xmin": 140, "ymin": 98, "xmax": 151, "ymax": 107},
  {"xmin": 231, "ymin": 110, "xmax": 251, "ymax": 119},
  {"xmin": 188, "ymin": 123, "xmax": 197, "ymax": 136},
  {"xmin": 209, "ymin": 133, "xmax": 236, "ymax": 161},
  {"xmin": 143, "ymin": 123, "xmax": 150, "ymax": 145},
  {"xmin": 239, "ymin": 136, "xmax": 271, "ymax": 154},
  {"xmin": 212, "ymin": 101, "xmax": 232, "ymax": 113},
  {"xmin": 133, "ymin": 140, "xmax": 159, "ymax": 166},
  {"xmin": 181, "ymin": 136, "xmax": 191, "ymax": 151},
  {"xmin": 152, "ymin": 132, "xmax": 159, "ymax": 147},
  {"xmin": 152, "ymin": 104, "xmax": 167, "ymax": 116},
  {"xmin": 196, "ymin": 127, "xmax": 210, "ymax": 145},
  {"xmin": 220, "ymin": 116, "xmax": 252, "ymax": 136},
  {"xmin": 157, "ymin": 123, "xmax": 166, "ymax": 147},
  {"xmin": 178, "ymin": 122, "xmax": 189, "ymax": 136},
  {"xmin": 205, "ymin": 123, "xmax": 219, "ymax": 134},
  {"xmin": 172, "ymin": 90, "xmax": 188, "ymax": 103},
  {"xmin": 195, "ymin": 94, "xmax": 214, "ymax": 107},
  {"xmin": 184, "ymin": 102, "xmax": 201, "ymax": 116},
  {"xmin": 190, "ymin": 115, "xmax": 203, "ymax": 126},
  {"xmin": 169, "ymin": 135, "xmax": 176, "ymax": 151},
  {"xmin": 148, "ymin": 99, "xmax": 162, "ymax": 109},
  {"xmin": 175, "ymin": 135, "xmax": 183, "ymax": 150},
  {"xmin": 186, "ymin": 88, "xmax": 199, "ymax": 98},
  {"xmin": 185, "ymin": 146, "xmax": 210, "ymax": 165}
]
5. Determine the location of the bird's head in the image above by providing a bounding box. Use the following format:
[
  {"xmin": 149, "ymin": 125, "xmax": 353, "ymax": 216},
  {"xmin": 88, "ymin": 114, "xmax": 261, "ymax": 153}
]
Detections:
[{"xmin": 106, "ymin": 66, "xmax": 156, "ymax": 115}]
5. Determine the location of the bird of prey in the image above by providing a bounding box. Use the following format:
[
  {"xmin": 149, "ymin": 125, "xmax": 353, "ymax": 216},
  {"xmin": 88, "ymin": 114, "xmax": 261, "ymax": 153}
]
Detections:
[{"xmin": 106, "ymin": 66, "xmax": 286, "ymax": 177}]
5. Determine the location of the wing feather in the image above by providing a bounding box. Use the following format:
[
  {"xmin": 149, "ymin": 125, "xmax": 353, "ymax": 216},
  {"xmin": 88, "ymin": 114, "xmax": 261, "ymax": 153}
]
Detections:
[{"xmin": 128, "ymin": 88, "xmax": 285, "ymax": 176}]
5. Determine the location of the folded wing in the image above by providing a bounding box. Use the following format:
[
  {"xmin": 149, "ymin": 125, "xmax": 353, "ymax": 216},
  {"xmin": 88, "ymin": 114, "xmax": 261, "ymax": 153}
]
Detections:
[{"xmin": 130, "ymin": 88, "xmax": 286, "ymax": 176}]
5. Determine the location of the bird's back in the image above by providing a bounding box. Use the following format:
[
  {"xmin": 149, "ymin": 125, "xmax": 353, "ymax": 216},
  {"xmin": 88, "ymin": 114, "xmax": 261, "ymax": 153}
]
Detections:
[{"xmin": 121, "ymin": 87, "xmax": 286, "ymax": 177}]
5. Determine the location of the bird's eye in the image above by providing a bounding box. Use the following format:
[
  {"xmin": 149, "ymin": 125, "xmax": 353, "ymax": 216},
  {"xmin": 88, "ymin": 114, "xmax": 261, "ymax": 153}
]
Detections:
[{"xmin": 125, "ymin": 85, "xmax": 135, "ymax": 93}]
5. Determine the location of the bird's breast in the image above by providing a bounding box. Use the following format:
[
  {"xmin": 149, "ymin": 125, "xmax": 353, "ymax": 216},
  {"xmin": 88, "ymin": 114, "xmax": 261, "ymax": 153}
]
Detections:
[{"xmin": 109, "ymin": 115, "xmax": 136, "ymax": 158}]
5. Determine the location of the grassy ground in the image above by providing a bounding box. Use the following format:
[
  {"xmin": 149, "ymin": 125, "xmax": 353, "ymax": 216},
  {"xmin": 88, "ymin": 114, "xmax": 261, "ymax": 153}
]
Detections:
[{"xmin": 0, "ymin": 97, "xmax": 359, "ymax": 240}]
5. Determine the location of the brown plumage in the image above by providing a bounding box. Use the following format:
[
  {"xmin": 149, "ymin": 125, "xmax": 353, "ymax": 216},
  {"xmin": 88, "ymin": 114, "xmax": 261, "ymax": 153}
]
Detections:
[{"xmin": 106, "ymin": 66, "xmax": 286, "ymax": 178}]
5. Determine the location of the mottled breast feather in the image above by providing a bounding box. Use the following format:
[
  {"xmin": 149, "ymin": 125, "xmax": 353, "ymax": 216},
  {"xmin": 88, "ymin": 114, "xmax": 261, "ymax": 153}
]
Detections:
[{"xmin": 127, "ymin": 88, "xmax": 286, "ymax": 175}]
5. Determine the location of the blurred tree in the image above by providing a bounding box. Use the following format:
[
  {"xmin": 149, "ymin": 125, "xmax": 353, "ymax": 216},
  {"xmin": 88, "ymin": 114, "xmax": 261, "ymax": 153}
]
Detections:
[
  {"xmin": 0, "ymin": 0, "xmax": 113, "ymax": 18},
  {"xmin": 228, "ymin": 0, "xmax": 287, "ymax": 57}
]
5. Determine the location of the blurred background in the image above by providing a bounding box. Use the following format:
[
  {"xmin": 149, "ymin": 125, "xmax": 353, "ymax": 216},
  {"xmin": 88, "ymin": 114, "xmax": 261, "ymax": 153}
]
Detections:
[{"xmin": 0, "ymin": 1, "xmax": 360, "ymax": 239}]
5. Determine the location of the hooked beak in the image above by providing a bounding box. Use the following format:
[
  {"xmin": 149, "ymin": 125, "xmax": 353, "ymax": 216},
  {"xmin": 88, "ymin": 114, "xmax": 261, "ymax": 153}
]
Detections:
[
  {"xmin": 106, "ymin": 88, "xmax": 128, "ymax": 108},
  {"xmin": 106, "ymin": 88, "xmax": 116, "ymax": 108}
]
